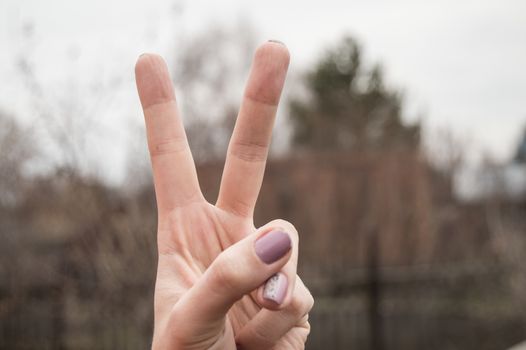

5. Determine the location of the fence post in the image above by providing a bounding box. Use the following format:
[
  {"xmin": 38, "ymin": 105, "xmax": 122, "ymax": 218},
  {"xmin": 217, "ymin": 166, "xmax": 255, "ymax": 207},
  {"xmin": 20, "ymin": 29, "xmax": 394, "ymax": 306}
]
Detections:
[{"xmin": 367, "ymin": 231, "xmax": 384, "ymax": 350}]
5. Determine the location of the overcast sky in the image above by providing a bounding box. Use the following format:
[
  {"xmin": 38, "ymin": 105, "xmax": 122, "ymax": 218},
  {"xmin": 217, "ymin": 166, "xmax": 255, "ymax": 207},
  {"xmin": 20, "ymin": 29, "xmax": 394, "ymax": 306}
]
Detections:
[{"xmin": 1, "ymin": 0, "xmax": 525, "ymax": 182}]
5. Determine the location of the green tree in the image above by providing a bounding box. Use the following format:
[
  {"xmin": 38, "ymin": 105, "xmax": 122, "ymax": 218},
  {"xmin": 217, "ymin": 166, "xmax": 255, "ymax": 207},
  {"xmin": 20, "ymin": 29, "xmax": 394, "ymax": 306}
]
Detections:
[
  {"xmin": 513, "ymin": 125, "xmax": 526, "ymax": 163},
  {"xmin": 290, "ymin": 36, "xmax": 420, "ymax": 151}
]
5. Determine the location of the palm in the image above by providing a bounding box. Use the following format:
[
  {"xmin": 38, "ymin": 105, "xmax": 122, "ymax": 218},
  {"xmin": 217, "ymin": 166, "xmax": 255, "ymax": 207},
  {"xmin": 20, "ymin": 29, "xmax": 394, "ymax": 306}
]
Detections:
[
  {"xmin": 136, "ymin": 42, "xmax": 311, "ymax": 349},
  {"xmin": 155, "ymin": 203, "xmax": 253, "ymax": 342}
]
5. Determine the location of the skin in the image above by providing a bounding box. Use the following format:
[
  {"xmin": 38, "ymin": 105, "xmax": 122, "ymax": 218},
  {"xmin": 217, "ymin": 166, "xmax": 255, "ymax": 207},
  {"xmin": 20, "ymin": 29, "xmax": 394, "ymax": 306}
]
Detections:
[{"xmin": 135, "ymin": 41, "xmax": 314, "ymax": 350}]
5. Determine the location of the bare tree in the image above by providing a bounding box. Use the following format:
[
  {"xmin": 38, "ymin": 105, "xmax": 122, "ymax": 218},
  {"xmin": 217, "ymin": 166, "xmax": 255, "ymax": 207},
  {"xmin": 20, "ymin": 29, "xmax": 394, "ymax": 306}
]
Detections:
[
  {"xmin": 0, "ymin": 111, "xmax": 35, "ymax": 206},
  {"xmin": 170, "ymin": 20, "xmax": 258, "ymax": 162}
]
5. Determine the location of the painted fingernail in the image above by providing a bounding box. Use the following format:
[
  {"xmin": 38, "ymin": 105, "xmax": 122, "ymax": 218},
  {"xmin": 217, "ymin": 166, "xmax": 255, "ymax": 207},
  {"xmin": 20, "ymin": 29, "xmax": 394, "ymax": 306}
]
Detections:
[
  {"xmin": 268, "ymin": 39, "xmax": 285, "ymax": 45},
  {"xmin": 255, "ymin": 230, "xmax": 291, "ymax": 264},
  {"xmin": 263, "ymin": 273, "xmax": 288, "ymax": 304}
]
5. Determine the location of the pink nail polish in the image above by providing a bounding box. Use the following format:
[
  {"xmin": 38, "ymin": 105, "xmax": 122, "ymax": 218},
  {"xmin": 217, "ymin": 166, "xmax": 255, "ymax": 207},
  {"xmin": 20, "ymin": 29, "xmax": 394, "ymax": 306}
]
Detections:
[
  {"xmin": 263, "ymin": 273, "xmax": 288, "ymax": 304},
  {"xmin": 255, "ymin": 230, "xmax": 291, "ymax": 264}
]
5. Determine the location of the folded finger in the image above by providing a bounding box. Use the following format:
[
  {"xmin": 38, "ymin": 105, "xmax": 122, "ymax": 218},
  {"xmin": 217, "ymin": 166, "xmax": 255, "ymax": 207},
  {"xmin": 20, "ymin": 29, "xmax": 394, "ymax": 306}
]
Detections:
[{"xmin": 235, "ymin": 276, "xmax": 314, "ymax": 349}]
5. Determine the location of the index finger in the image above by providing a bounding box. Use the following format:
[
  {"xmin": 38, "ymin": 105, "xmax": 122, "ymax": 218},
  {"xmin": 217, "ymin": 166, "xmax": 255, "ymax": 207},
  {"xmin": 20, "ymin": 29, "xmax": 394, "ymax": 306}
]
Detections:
[{"xmin": 135, "ymin": 54, "xmax": 202, "ymax": 213}]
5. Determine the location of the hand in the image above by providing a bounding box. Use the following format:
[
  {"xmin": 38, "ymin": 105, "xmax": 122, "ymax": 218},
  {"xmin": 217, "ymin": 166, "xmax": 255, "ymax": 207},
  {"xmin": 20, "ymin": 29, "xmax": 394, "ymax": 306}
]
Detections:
[{"xmin": 135, "ymin": 41, "xmax": 314, "ymax": 349}]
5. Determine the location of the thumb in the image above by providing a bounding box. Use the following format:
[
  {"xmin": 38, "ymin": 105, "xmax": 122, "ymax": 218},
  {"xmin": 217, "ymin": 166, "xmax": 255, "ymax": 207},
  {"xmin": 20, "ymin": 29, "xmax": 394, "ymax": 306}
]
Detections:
[{"xmin": 169, "ymin": 226, "xmax": 293, "ymax": 339}]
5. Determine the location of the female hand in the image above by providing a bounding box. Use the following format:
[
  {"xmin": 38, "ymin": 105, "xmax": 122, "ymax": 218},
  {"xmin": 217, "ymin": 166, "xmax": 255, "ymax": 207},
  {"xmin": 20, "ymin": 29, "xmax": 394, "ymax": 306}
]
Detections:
[{"xmin": 135, "ymin": 41, "xmax": 314, "ymax": 349}]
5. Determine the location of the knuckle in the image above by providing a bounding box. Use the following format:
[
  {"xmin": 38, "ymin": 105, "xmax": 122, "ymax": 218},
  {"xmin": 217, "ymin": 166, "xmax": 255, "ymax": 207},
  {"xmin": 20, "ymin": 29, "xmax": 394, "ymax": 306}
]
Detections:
[
  {"xmin": 209, "ymin": 251, "xmax": 243, "ymax": 296},
  {"xmin": 149, "ymin": 137, "xmax": 187, "ymax": 158},
  {"xmin": 229, "ymin": 140, "xmax": 268, "ymax": 163},
  {"xmin": 301, "ymin": 321, "xmax": 311, "ymax": 337},
  {"xmin": 288, "ymin": 290, "xmax": 314, "ymax": 318},
  {"xmin": 299, "ymin": 313, "xmax": 310, "ymax": 326},
  {"xmin": 249, "ymin": 324, "xmax": 274, "ymax": 347}
]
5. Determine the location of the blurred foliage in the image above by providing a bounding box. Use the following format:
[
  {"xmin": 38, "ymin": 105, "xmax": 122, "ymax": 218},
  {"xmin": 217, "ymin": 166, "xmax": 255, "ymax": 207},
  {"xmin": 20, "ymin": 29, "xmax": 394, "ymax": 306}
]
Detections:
[{"xmin": 290, "ymin": 36, "xmax": 420, "ymax": 151}]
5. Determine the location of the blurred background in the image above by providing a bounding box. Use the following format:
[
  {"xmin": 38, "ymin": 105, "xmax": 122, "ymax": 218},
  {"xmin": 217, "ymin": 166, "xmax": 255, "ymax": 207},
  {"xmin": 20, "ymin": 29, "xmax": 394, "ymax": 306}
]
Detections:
[{"xmin": 1, "ymin": 0, "xmax": 526, "ymax": 349}]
